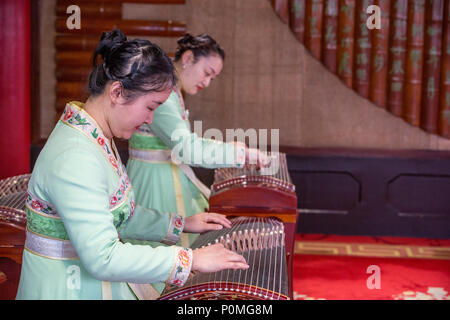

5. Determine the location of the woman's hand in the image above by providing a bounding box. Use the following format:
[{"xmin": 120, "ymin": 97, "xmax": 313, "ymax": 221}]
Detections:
[
  {"xmin": 245, "ymin": 147, "xmax": 271, "ymax": 167},
  {"xmin": 192, "ymin": 243, "xmax": 249, "ymax": 273},
  {"xmin": 232, "ymin": 141, "xmax": 272, "ymax": 168},
  {"xmin": 184, "ymin": 212, "xmax": 232, "ymax": 234}
]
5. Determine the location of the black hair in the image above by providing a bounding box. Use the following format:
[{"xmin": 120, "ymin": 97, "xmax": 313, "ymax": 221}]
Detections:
[
  {"xmin": 174, "ymin": 33, "xmax": 225, "ymax": 63},
  {"xmin": 88, "ymin": 29, "xmax": 176, "ymax": 100}
]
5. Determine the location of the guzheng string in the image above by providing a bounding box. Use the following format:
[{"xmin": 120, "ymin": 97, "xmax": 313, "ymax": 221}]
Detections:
[
  {"xmin": 191, "ymin": 215, "xmax": 244, "ymax": 291},
  {"xmin": 245, "ymin": 216, "xmax": 258, "ymax": 294},
  {"xmin": 238, "ymin": 217, "xmax": 253, "ymax": 293},
  {"xmin": 212, "ymin": 152, "xmax": 295, "ymax": 196},
  {"xmin": 219, "ymin": 216, "xmax": 246, "ymax": 292},
  {"xmin": 0, "ymin": 191, "xmax": 26, "ymax": 210},
  {"xmin": 235, "ymin": 216, "xmax": 256, "ymax": 294},
  {"xmin": 187, "ymin": 216, "xmax": 286, "ymax": 299},
  {"xmin": 267, "ymin": 218, "xmax": 275, "ymax": 298}
]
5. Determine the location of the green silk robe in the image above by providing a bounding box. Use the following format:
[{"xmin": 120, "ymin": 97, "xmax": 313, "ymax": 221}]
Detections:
[{"xmin": 16, "ymin": 102, "xmax": 192, "ymax": 300}]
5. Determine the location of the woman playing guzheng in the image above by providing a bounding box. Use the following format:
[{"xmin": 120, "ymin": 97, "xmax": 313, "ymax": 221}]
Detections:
[
  {"xmin": 16, "ymin": 29, "xmax": 248, "ymax": 300},
  {"xmin": 126, "ymin": 34, "xmax": 269, "ymax": 250}
]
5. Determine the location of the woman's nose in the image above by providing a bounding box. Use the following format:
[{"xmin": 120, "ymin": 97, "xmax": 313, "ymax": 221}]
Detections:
[
  {"xmin": 145, "ymin": 111, "xmax": 154, "ymax": 124},
  {"xmin": 203, "ymin": 77, "xmax": 211, "ymax": 88}
]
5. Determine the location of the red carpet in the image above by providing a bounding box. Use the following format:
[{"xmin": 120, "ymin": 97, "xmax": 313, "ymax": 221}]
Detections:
[{"xmin": 292, "ymin": 234, "xmax": 450, "ymax": 300}]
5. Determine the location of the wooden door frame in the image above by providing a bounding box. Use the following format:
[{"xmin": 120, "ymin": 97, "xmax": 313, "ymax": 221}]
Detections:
[{"xmin": 30, "ymin": 0, "xmax": 42, "ymax": 145}]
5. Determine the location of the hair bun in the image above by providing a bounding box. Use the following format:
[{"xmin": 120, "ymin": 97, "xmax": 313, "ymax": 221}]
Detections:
[
  {"xmin": 93, "ymin": 29, "xmax": 127, "ymax": 66},
  {"xmin": 174, "ymin": 33, "xmax": 224, "ymax": 62},
  {"xmin": 176, "ymin": 33, "xmax": 196, "ymax": 49}
]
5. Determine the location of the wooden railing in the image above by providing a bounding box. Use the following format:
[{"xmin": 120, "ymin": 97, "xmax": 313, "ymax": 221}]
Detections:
[{"xmin": 270, "ymin": 0, "xmax": 450, "ymax": 139}]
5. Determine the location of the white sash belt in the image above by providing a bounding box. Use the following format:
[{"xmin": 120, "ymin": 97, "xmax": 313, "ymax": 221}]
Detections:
[
  {"xmin": 129, "ymin": 148, "xmax": 172, "ymax": 163},
  {"xmin": 25, "ymin": 229, "xmax": 78, "ymax": 260},
  {"xmin": 128, "ymin": 148, "xmax": 211, "ymax": 199}
]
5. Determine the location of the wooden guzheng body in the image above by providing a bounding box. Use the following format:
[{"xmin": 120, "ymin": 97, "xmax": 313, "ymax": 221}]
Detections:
[
  {"xmin": 0, "ymin": 174, "xmax": 28, "ymax": 264},
  {"xmin": 159, "ymin": 152, "xmax": 298, "ymax": 300},
  {"xmin": 0, "ymin": 174, "xmax": 29, "ymax": 299}
]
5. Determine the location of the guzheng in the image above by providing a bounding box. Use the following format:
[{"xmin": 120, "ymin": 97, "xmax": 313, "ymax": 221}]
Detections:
[
  {"xmin": 159, "ymin": 152, "xmax": 298, "ymax": 300},
  {"xmin": 0, "ymin": 174, "xmax": 28, "ymax": 230}
]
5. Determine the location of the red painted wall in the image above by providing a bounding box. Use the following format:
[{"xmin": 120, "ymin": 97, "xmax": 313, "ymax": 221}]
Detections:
[{"xmin": 0, "ymin": 0, "xmax": 31, "ymax": 179}]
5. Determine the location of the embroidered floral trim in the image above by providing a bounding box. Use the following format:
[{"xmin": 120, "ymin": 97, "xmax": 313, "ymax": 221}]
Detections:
[
  {"xmin": 130, "ymin": 198, "xmax": 135, "ymax": 218},
  {"xmin": 162, "ymin": 213, "xmax": 184, "ymax": 245},
  {"xmin": 26, "ymin": 192, "xmax": 59, "ymax": 217},
  {"xmin": 173, "ymin": 88, "xmax": 190, "ymax": 122},
  {"xmin": 109, "ymin": 175, "xmax": 133, "ymax": 209},
  {"xmin": 167, "ymin": 247, "xmax": 193, "ymax": 287},
  {"xmin": 110, "ymin": 173, "xmax": 135, "ymax": 236},
  {"xmin": 115, "ymin": 189, "xmax": 135, "ymax": 227},
  {"xmin": 60, "ymin": 102, "xmax": 124, "ymax": 177}
]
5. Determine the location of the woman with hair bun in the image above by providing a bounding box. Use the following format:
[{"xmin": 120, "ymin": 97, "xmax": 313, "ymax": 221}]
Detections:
[
  {"xmin": 126, "ymin": 33, "xmax": 268, "ymax": 295},
  {"xmin": 16, "ymin": 29, "xmax": 248, "ymax": 300}
]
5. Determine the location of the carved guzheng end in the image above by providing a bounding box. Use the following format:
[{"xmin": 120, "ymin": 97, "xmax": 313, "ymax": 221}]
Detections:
[
  {"xmin": 0, "ymin": 174, "xmax": 29, "ymax": 265},
  {"xmin": 159, "ymin": 152, "xmax": 298, "ymax": 300}
]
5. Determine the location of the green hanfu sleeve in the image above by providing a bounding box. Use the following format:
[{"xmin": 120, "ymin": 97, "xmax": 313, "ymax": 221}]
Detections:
[
  {"xmin": 149, "ymin": 92, "xmax": 245, "ymax": 168},
  {"xmin": 44, "ymin": 147, "xmax": 192, "ymax": 286},
  {"xmin": 119, "ymin": 207, "xmax": 184, "ymax": 246}
]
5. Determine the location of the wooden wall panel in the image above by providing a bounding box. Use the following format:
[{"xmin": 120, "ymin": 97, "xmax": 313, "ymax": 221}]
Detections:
[
  {"xmin": 269, "ymin": 0, "xmax": 450, "ymax": 140},
  {"xmin": 53, "ymin": 0, "xmax": 186, "ymax": 123},
  {"xmin": 285, "ymin": 147, "xmax": 450, "ymax": 238}
]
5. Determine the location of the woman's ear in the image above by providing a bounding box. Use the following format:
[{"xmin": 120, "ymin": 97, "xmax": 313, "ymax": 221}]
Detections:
[
  {"xmin": 181, "ymin": 50, "xmax": 194, "ymax": 68},
  {"xmin": 109, "ymin": 81, "xmax": 126, "ymax": 105}
]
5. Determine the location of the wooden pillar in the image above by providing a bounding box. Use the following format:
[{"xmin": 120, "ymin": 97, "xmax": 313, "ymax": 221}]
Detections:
[{"xmin": 0, "ymin": 0, "xmax": 31, "ymax": 179}]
